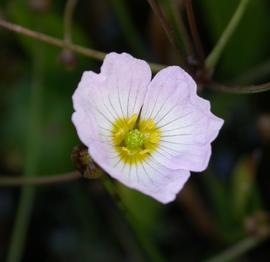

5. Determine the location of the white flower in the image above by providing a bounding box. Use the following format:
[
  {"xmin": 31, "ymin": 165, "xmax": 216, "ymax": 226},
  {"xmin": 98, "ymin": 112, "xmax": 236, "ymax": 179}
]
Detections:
[{"xmin": 72, "ymin": 52, "xmax": 224, "ymax": 203}]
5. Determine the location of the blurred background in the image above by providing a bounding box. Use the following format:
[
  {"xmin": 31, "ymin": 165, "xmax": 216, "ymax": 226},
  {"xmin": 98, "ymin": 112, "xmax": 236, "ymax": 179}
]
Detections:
[{"xmin": 1, "ymin": 0, "xmax": 270, "ymax": 261}]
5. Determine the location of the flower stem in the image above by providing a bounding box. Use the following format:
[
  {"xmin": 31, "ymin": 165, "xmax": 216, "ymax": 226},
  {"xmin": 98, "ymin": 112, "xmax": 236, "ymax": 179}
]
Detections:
[
  {"xmin": 206, "ymin": 235, "xmax": 269, "ymax": 262},
  {"xmin": 101, "ymin": 176, "xmax": 164, "ymax": 262},
  {"xmin": 6, "ymin": 43, "xmax": 44, "ymax": 262},
  {"xmin": 206, "ymin": 0, "xmax": 250, "ymax": 72}
]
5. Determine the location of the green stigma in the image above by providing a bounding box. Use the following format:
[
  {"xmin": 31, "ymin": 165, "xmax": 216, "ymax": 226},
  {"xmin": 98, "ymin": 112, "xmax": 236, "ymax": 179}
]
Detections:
[{"xmin": 124, "ymin": 129, "xmax": 144, "ymax": 150}]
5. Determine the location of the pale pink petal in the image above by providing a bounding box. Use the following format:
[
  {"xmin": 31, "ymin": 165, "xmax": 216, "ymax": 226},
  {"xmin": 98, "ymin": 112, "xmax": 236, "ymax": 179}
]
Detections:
[
  {"xmin": 141, "ymin": 66, "xmax": 195, "ymax": 120},
  {"xmin": 100, "ymin": 52, "xmax": 152, "ymax": 118},
  {"xmin": 143, "ymin": 66, "xmax": 224, "ymax": 172},
  {"xmin": 72, "ymin": 71, "xmax": 103, "ymax": 144}
]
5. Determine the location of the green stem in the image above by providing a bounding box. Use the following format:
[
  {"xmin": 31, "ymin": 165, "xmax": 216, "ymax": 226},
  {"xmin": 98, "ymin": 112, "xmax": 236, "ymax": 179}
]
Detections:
[
  {"xmin": 6, "ymin": 44, "xmax": 44, "ymax": 262},
  {"xmin": 206, "ymin": 0, "xmax": 250, "ymax": 72},
  {"xmin": 206, "ymin": 235, "xmax": 268, "ymax": 262},
  {"xmin": 110, "ymin": 0, "xmax": 147, "ymax": 57},
  {"xmin": 101, "ymin": 176, "xmax": 164, "ymax": 262}
]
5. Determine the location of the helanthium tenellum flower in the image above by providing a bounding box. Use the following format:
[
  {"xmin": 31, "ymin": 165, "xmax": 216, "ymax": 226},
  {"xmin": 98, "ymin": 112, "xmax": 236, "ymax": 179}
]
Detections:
[{"xmin": 72, "ymin": 52, "xmax": 224, "ymax": 203}]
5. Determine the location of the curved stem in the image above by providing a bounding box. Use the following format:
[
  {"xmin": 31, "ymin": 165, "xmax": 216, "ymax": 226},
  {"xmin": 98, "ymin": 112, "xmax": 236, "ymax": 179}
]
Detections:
[
  {"xmin": 206, "ymin": 0, "xmax": 250, "ymax": 72},
  {"xmin": 0, "ymin": 172, "xmax": 81, "ymax": 186},
  {"xmin": 0, "ymin": 19, "xmax": 164, "ymax": 72}
]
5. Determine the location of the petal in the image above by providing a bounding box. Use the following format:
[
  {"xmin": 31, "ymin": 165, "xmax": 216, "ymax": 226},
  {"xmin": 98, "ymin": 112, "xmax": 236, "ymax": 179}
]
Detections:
[
  {"xmin": 141, "ymin": 66, "xmax": 223, "ymax": 172},
  {"xmin": 153, "ymin": 100, "xmax": 223, "ymax": 172},
  {"xmin": 89, "ymin": 142, "xmax": 190, "ymax": 203},
  {"xmin": 72, "ymin": 52, "xmax": 152, "ymax": 145},
  {"xmin": 100, "ymin": 52, "xmax": 152, "ymax": 119},
  {"xmin": 141, "ymin": 66, "xmax": 196, "ymax": 120},
  {"xmin": 72, "ymin": 71, "xmax": 102, "ymax": 144}
]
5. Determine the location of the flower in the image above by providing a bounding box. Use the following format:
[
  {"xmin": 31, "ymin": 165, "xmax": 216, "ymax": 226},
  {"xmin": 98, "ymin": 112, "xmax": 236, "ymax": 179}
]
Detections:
[{"xmin": 72, "ymin": 52, "xmax": 224, "ymax": 204}]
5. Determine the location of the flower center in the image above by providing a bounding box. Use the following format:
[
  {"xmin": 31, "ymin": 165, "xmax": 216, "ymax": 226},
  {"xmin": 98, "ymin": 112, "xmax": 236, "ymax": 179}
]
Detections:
[
  {"xmin": 111, "ymin": 113, "xmax": 161, "ymax": 165},
  {"xmin": 124, "ymin": 129, "xmax": 144, "ymax": 150}
]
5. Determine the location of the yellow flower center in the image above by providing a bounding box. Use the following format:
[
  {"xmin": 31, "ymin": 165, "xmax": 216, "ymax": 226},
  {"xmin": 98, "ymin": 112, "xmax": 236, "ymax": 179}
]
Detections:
[{"xmin": 112, "ymin": 113, "xmax": 160, "ymax": 165}]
